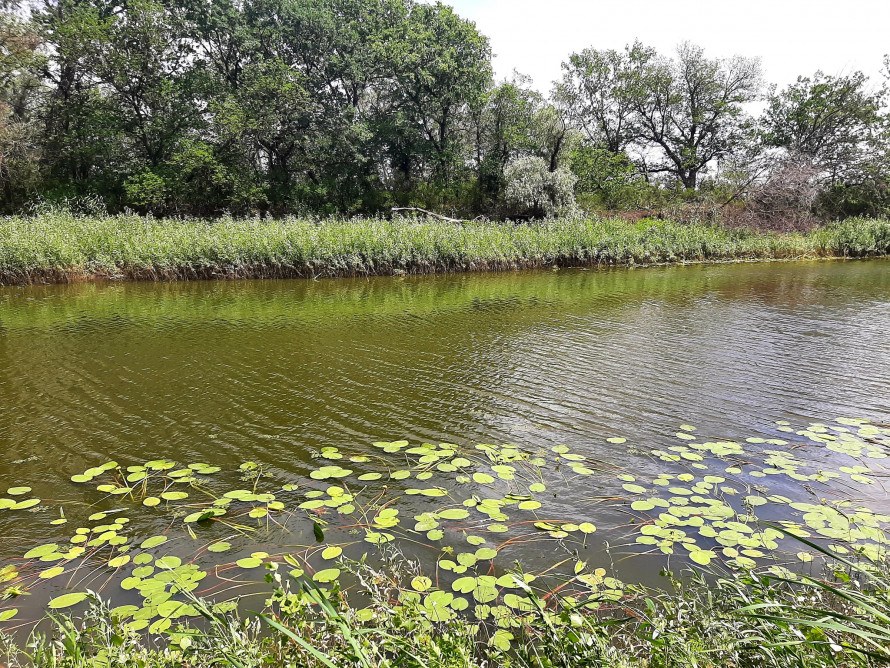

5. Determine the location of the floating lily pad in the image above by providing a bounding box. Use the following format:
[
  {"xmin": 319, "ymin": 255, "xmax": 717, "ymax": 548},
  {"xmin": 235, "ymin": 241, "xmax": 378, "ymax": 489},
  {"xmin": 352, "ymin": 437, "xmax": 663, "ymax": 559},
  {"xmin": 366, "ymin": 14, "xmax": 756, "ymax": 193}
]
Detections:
[
  {"xmin": 24, "ymin": 544, "xmax": 59, "ymax": 559},
  {"xmin": 321, "ymin": 546, "xmax": 342, "ymax": 560},
  {"xmin": 313, "ymin": 568, "xmax": 340, "ymax": 583},
  {"xmin": 48, "ymin": 593, "xmax": 88, "ymax": 609},
  {"xmin": 141, "ymin": 536, "xmax": 168, "ymax": 550}
]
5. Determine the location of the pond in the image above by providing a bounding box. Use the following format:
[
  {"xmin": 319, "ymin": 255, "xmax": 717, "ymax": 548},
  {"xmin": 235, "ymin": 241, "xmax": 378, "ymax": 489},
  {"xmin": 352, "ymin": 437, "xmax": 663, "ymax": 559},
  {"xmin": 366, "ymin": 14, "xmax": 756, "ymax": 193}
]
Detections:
[{"xmin": 1, "ymin": 259, "xmax": 889, "ymax": 629}]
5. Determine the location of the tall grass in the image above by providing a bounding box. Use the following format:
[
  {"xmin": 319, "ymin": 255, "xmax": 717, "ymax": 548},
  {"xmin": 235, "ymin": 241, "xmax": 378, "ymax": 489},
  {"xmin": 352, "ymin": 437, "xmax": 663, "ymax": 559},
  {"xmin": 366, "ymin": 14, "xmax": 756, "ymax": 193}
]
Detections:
[
  {"xmin": 1, "ymin": 213, "xmax": 888, "ymax": 285},
  {"xmin": 4, "ymin": 552, "xmax": 890, "ymax": 668}
]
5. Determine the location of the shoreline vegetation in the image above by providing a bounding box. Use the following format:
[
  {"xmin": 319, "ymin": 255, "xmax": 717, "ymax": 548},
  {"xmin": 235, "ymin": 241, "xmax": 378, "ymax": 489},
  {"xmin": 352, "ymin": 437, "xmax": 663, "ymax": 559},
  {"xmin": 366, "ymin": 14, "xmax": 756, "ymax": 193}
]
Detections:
[
  {"xmin": 1, "ymin": 214, "xmax": 889, "ymax": 286},
  {"xmin": 4, "ymin": 551, "xmax": 890, "ymax": 668}
]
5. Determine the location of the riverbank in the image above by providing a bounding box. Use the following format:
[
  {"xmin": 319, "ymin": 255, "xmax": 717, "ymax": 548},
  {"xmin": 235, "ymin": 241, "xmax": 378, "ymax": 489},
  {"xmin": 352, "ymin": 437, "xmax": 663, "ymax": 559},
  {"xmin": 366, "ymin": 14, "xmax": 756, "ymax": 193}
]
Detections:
[
  {"xmin": 1, "ymin": 214, "xmax": 888, "ymax": 285},
  {"xmin": 2, "ymin": 551, "xmax": 887, "ymax": 668}
]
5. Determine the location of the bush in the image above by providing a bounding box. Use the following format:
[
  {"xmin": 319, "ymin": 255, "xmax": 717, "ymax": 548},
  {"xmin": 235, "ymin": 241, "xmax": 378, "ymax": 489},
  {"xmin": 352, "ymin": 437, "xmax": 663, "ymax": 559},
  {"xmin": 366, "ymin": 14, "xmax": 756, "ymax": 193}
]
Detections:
[
  {"xmin": 504, "ymin": 156, "xmax": 577, "ymax": 218},
  {"xmin": 745, "ymin": 155, "xmax": 820, "ymax": 231},
  {"xmin": 816, "ymin": 179, "xmax": 890, "ymax": 220}
]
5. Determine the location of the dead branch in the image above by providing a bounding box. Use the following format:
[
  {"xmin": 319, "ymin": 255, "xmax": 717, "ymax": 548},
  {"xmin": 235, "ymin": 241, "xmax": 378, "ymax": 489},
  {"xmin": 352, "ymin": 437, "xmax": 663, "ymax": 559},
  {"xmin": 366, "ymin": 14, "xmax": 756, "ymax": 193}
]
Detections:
[{"xmin": 391, "ymin": 207, "xmax": 464, "ymax": 223}]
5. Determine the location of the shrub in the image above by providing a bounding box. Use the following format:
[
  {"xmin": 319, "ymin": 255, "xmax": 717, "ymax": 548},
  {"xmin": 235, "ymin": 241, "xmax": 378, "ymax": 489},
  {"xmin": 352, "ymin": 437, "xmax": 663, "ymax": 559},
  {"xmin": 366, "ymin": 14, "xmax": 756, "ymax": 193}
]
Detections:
[{"xmin": 504, "ymin": 156, "xmax": 577, "ymax": 218}]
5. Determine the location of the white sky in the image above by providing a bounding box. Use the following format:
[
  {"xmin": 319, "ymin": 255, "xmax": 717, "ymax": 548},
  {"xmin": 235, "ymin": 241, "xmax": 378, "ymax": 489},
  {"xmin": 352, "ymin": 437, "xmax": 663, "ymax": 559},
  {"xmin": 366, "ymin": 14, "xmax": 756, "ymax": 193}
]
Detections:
[{"xmin": 443, "ymin": 0, "xmax": 890, "ymax": 93}]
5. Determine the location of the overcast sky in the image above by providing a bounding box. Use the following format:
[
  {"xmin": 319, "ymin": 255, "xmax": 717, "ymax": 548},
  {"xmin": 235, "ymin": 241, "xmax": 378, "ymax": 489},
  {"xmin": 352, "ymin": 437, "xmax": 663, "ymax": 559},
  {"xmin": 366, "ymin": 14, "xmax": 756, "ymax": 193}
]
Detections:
[{"xmin": 443, "ymin": 0, "xmax": 890, "ymax": 93}]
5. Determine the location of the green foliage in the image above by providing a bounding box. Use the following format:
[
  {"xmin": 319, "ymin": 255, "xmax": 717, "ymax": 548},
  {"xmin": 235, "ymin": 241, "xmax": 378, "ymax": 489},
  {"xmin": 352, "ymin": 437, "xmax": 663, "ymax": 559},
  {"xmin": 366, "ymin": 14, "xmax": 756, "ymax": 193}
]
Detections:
[
  {"xmin": 503, "ymin": 156, "xmax": 577, "ymax": 218},
  {"xmin": 632, "ymin": 42, "xmax": 763, "ymax": 190},
  {"xmin": 761, "ymin": 71, "xmax": 890, "ymax": 221},
  {"xmin": 0, "ymin": 0, "xmax": 888, "ymax": 219},
  {"xmin": 474, "ymin": 74, "xmax": 551, "ymax": 204},
  {"xmin": 762, "ymin": 71, "xmax": 886, "ymax": 183},
  {"xmin": 5, "ymin": 554, "xmax": 890, "ymax": 667},
  {"xmin": 817, "ymin": 180, "xmax": 890, "ymax": 220},
  {"xmin": 569, "ymin": 144, "xmax": 655, "ymax": 210},
  {"xmin": 554, "ymin": 41, "xmax": 653, "ymax": 154},
  {"xmin": 1, "ymin": 418, "xmax": 890, "ymax": 665},
  {"xmin": 6, "ymin": 0, "xmax": 494, "ymax": 215},
  {"xmin": 0, "ymin": 6, "xmax": 42, "ymax": 206},
  {"xmin": 124, "ymin": 170, "xmax": 167, "ymax": 210}
]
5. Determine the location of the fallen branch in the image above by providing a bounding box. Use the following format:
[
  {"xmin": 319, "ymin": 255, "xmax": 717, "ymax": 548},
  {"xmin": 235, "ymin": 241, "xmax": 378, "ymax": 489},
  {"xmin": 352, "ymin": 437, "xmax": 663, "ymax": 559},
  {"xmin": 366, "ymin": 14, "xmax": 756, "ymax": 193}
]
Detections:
[{"xmin": 391, "ymin": 207, "xmax": 464, "ymax": 223}]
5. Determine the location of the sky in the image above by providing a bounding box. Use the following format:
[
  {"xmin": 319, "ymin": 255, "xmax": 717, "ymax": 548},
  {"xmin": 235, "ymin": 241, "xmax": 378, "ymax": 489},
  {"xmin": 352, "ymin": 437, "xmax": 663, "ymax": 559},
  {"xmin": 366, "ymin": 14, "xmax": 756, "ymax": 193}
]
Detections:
[{"xmin": 442, "ymin": 0, "xmax": 890, "ymax": 93}]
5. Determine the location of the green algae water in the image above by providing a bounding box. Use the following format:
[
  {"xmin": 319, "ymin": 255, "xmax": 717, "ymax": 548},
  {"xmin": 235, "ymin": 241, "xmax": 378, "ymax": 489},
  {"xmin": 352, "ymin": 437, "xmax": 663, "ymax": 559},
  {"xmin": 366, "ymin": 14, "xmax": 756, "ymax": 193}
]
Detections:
[{"xmin": 1, "ymin": 260, "xmax": 889, "ymax": 630}]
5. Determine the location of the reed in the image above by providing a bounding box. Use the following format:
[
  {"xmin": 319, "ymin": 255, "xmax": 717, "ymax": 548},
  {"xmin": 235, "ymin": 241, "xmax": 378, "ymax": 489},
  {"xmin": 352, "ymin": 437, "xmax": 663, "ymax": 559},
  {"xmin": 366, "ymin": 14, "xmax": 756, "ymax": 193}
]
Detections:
[{"xmin": 1, "ymin": 213, "xmax": 888, "ymax": 285}]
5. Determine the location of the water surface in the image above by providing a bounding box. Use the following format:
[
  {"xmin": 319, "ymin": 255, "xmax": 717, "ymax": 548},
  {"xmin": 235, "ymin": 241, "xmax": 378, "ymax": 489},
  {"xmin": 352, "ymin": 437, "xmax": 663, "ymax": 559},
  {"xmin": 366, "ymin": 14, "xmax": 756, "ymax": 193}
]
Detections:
[{"xmin": 1, "ymin": 259, "xmax": 890, "ymax": 614}]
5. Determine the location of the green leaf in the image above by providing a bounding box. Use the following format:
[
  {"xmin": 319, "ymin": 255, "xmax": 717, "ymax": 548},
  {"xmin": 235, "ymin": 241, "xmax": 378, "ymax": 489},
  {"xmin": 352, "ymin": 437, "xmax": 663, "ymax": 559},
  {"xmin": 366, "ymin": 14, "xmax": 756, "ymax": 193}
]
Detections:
[
  {"xmin": 321, "ymin": 546, "xmax": 342, "ymax": 560},
  {"xmin": 48, "ymin": 593, "xmax": 88, "ymax": 609},
  {"xmin": 313, "ymin": 568, "xmax": 340, "ymax": 583},
  {"xmin": 24, "ymin": 544, "xmax": 59, "ymax": 559},
  {"xmin": 141, "ymin": 536, "xmax": 167, "ymax": 550},
  {"xmin": 39, "ymin": 566, "xmax": 65, "ymax": 579}
]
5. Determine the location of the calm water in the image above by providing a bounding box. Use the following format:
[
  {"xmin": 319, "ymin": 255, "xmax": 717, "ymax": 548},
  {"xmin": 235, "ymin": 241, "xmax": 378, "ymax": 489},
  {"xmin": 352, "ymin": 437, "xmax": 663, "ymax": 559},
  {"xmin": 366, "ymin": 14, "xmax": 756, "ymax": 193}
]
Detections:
[{"xmin": 1, "ymin": 259, "xmax": 890, "ymax": 617}]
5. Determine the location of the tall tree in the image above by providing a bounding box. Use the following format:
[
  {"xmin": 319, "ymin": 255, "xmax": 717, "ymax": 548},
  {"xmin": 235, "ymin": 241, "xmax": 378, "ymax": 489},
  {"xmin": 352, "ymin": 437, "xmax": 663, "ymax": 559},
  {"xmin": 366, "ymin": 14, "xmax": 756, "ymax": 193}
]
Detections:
[
  {"xmin": 386, "ymin": 2, "xmax": 491, "ymax": 188},
  {"xmin": 631, "ymin": 42, "xmax": 762, "ymax": 190},
  {"xmin": 553, "ymin": 41, "xmax": 654, "ymax": 154},
  {"xmin": 36, "ymin": 0, "xmax": 122, "ymax": 191},
  {"xmin": 0, "ymin": 0, "xmax": 42, "ymax": 205},
  {"xmin": 761, "ymin": 71, "xmax": 886, "ymax": 185},
  {"xmin": 472, "ymin": 73, "xmax": 544, "ymax": 200}
]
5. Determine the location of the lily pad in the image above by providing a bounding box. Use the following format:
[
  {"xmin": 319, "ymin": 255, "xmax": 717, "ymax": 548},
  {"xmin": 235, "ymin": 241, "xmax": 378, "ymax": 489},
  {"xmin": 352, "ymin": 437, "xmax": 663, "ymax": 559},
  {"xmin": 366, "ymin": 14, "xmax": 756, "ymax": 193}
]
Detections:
[
  {"xmin": 313, "ymin": 568, "xmax": 340, "ymax": 583},
  {"xmin": 48, "ymin": 593, "xmax": 88, "ymax": 609}
]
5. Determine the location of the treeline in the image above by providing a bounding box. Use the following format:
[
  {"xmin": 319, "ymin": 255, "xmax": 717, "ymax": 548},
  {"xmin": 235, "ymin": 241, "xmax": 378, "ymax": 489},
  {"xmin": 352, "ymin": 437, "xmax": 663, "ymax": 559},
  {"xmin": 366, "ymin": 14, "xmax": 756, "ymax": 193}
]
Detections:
[{"xmin": 0, "ymin": 0, "xmax": 888, "ymax": 223}]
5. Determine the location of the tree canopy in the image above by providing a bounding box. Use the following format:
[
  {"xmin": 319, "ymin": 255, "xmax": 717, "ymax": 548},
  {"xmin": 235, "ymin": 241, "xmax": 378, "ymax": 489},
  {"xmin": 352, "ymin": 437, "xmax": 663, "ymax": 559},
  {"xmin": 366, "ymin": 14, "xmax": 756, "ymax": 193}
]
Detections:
[{"xmin": 0, "ymin": 0, "xmax": 887, "ymax": 221}]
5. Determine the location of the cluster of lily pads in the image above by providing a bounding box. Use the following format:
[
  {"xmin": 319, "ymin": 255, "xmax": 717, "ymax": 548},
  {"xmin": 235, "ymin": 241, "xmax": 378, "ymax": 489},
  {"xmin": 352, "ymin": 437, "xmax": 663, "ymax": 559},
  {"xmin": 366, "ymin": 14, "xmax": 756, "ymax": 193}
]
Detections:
[
  {"xmin": 0, "ymin": 417, "xmax": 888, "ymax": 641},
  {"xmin": 622, "ymin": 419, "xmax": 890, "ymax": 567}
]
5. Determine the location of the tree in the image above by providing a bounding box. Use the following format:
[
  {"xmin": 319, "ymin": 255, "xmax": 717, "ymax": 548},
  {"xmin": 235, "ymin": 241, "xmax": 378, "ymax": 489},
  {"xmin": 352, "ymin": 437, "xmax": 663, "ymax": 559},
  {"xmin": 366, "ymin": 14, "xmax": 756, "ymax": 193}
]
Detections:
[
  {"xmin": 761, "ymin": 71, "xmax": 887, "ymax": 185},
  {"xmin": 472, "ymin": 72, "xmax": 543, "ymax": 201},
  {"xmin": 568, "ymin": 144, "xmax": 642, "ymax": 210},
  {"xmin": 631, "ymin": 42, "xmax": 762, "ymax": 190},
  {"xmin": 181, "ymin": 0, "xmax": 491, "ymax": 213},
  {"xmin": 36, "ymin": 0, "xmax": 127, "ymax": 194},
  {"xmin": 553, "ymin": 41, "xmax": 654, "ymax": 154},
  {"xmin": 0, "ymin": 0, "xmax": 42, "ymax": 206},
  {"xmin": 385, "ymin": 2, "xmax": 491, "ymax": 189}
]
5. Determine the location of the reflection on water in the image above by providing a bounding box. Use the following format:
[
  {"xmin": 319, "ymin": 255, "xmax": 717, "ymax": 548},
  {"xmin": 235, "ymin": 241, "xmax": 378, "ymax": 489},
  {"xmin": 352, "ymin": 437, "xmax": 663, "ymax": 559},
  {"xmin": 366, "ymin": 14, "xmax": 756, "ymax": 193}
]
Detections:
[{"xmin": 1, "ymin": 260, "xmax": 890, "ymax": 575}]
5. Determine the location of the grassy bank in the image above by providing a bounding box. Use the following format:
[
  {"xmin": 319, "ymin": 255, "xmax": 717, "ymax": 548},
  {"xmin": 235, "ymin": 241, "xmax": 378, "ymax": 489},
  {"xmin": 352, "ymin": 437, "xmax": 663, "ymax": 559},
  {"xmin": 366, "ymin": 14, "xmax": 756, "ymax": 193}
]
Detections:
[
  {"xmin": 3, "ymin": 550, "xmax": 889, "ymax": 668},
  {"xmin": 1, "ymin": 214, "xmax": 889, "ymax": 285}
]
